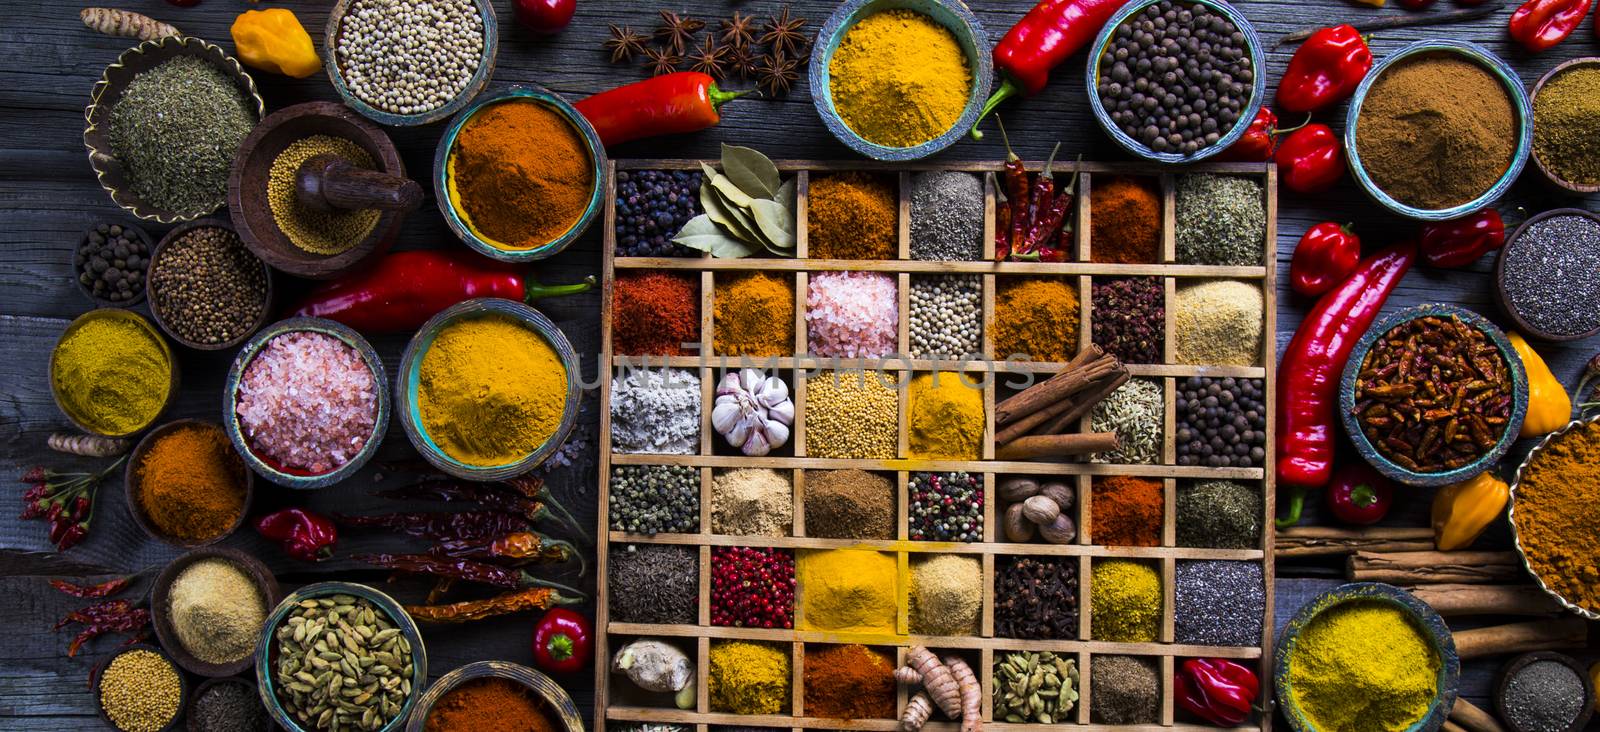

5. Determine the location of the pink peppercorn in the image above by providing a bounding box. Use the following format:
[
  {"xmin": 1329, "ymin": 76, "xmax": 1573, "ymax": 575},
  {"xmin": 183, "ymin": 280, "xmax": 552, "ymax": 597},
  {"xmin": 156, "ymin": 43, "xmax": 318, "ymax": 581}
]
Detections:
[{"xmin": 710, "ymin": 546, "xmax": 794, "ymax": 628}]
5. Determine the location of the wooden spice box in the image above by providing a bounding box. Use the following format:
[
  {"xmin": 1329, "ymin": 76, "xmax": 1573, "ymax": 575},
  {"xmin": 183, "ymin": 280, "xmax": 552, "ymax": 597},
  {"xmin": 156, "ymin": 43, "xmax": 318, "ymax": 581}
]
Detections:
[{"xmin": 596, "ymin": 159, "xmax": 1279, "ymax": 732}]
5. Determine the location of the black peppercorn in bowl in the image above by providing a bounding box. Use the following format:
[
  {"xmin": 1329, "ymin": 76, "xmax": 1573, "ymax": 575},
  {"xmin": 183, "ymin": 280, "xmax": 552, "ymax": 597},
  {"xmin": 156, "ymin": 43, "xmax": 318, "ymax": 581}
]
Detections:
[
  {"xmin": 1338, "ymin": 304, "xmax": 1528, "ymax": 487},
  {"xmin": 1085, "ymin": 0, "xmax": 1266, "ymax": 164},
  {"xmin": 74, "ymin": 221, "xmax": 153, "ymax": 308}
]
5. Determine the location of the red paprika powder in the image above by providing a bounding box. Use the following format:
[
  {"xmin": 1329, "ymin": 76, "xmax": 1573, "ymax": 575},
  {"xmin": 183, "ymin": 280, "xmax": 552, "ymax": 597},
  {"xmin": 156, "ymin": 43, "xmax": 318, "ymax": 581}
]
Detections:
[
  {"xmin": 1089, "ymin": 176, "xmax": 1161, "ymax": 264},
  {"xmin": 612, "ymin": 271, "xmax": 699, "ymax": 356},
  {"xmin": 803, "ymin": 644, "xmax": 896, "ymax": 719},
  {"xmin": 1091, "ymin": 476, "xmax": 1163, "ymax": 546},
  {"xmin": 424, "ymin": 677, "xmax": 557, "ymax": 732}
]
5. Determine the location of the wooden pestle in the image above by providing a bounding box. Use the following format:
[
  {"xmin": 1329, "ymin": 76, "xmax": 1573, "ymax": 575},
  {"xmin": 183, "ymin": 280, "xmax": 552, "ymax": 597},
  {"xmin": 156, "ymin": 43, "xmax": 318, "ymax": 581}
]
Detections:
[{"xmin": 295, "ymin": 153, "xmax": 423, "ymax": 214}]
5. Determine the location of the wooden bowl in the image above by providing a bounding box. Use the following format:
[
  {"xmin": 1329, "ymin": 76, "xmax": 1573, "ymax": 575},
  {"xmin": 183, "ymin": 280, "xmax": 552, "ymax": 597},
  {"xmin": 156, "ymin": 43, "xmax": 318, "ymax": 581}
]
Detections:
[
  {"xmin": 1528, "ymin": 58, "xmax": 1600, "ymax": 195},
  {"xmin": 92, "ymin": 644, "xmax": 189, "ymax": 732},
  {"xmin": 1495, "ymin": 652, "xmax": 1596, "ymax": 732},
  {"xmin": 228, "ymin": 101, "xmax": 411, "ymax": 280},
  {"xmin": 49, "ymin": 309, "xmax": 179, "ymax": 438},
  {"xmin": 124, "ymin": 419, "xmax": 254, "ymax": 549},
  {"xmin": 405, "ymin": 661, "xmax": 583, "ymax": 732},
  {"xmin": 1494, "ymin": 208, "xmax": 1600, "ymax": 342},
  {"xmin": 187, "ymin": 677, "xmax": 267, "ymax": 732},
  {"xmin": 84, "ymin": 36, "xmax": 264, "ymax": 224},
  {"xmin": 323, "ymin": 0, "xmax": 498, "ymax": 127},
  {"xmin": 148, "ymin": 218, "xmax": 274, "ymax": 351},
  {"xmin": 1508, "ymin": 413, "xmax": 1600, "ymax": 621},
  {"xmin": 151, "ymin": 546, "xmax": 281, "ymax": 678},
  {"xmin": 73, "ymin": 221, "xmax": 154, "ymax": 308}
]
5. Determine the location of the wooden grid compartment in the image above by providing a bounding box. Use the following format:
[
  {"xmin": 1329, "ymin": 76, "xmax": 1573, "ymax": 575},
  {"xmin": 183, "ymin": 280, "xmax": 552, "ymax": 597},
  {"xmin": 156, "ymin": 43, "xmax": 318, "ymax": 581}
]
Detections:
[{"xmin": 597, "ymin": 160, "xmax": 1279, "ymax": 732}]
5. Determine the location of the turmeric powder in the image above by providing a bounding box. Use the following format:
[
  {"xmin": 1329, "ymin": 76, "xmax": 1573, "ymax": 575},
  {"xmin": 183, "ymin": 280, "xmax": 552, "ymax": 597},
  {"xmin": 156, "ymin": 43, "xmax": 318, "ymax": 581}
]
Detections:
[
  {"xmin": 907, "ymin": 373, "xmax": 984, "ymax": 460},
  {"xmin": 1286, "ymin": 600, "xmax": 1440, "ymax": 731},
  {"xmin": 798, "ymin": 549, "xmax": 898, "ymax": 634},
  {"xmin": 709, "ymin": 641, "xmax": 789, "ymax": 715},
  {"xmin": 827, "ymin": 9, "xmax": 973, "ymax": 148},
  {"xmin": 418, "ymin": 314, "xmax": 568, "ymax": 467},
  {"xmin": 1512, "ymin": 420, "xmax": 1600, "ymax": 612}
]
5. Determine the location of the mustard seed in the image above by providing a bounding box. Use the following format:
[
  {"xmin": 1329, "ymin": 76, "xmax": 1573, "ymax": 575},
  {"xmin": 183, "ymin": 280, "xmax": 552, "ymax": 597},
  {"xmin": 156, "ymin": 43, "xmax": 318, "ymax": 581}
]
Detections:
[{"xmin": 98, "ymin": 649, "xmax": 182, "ymax": 732}]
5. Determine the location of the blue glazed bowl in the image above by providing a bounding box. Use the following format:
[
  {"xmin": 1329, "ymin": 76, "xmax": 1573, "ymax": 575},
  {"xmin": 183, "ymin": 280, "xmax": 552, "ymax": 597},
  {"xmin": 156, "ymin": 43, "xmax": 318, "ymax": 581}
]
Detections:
[
  {"xmin": 1345, "ymin": 40, "xmax": 1532, "ymax": 221},
  {"xmin": 808, "ymin": 0, "xmax": 993, "ymax": 161},
  {"xmin": 223, "ymin": 317, "xmax": 390, "ymax": 489},
  {"xmin": 256, "ymin": 582, "xmax": 427, "ymax": 732},
  {"xmin": 433, "ymin": 85, "xmax": 608, "ymax": 262},
  {"xmin": 396, "ymin": 298, "xmax": 581, "ymax": 481},
  {"xmin": 404, "ymin": 661, "xmax": 583, "ymax": 732},
  {"xmin": 1085, "ymin": 0, "xmax": 1266, "ymax": 164},
  {"xmin": 1339, "ymin": 304, "xmax": 1528, "ymax": 487},
  {"xmin": 1275, "ymin": 582, "xmax": 1460, "ymax": 732},
  {"xmin": 323, "ymin": 0, "xmax": 498, "ymax": 127}
]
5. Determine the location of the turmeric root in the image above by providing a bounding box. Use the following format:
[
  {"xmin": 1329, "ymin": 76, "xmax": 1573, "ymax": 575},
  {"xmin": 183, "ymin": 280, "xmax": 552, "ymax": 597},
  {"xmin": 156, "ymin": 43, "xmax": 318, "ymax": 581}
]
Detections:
[
  {"xmin": 81, "ymin": 8, "xmax": 180, "ymax": 41},
  {"xmin": 47, "ymin": 432, "xmax": 131, "ymax": 458},
  {"xmin": 894, "ymin": 665, "xmax": 922, "ymax": 685},
  {"xmin": 944, "ymin": 655, "xmax": 983, "ymax": 732},
  {"xmin": 902, "ymin": 691, "xmax": 934, "ymax": 732},
  {"xmin": 907, "ymin": 646, "xmax": 961, "ymax": 718}
]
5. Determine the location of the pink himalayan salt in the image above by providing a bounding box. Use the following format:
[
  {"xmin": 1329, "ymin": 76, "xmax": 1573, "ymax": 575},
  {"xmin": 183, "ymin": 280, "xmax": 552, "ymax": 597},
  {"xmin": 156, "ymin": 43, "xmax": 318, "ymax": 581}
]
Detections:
[
  {"xmin": 236, "ymin": 331, "xmax": 377, "ymax": 474},
  {"xmin": 806, "ymin": 271, "xmax": 897, "ymax": 358}
]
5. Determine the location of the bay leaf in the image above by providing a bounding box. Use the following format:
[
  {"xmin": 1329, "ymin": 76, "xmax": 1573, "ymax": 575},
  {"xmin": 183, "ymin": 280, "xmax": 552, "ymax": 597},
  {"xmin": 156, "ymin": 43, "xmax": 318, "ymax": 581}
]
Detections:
[
  {"xmin": 709, "ymin": 172, "xmax": 756, "ymax": 209},
  {"xmin": 700, "ymin": 180, "xmax": 758, "ymax": 244},
  {"xmin": 721, "ymin": 143, "xmax": 781, "ymax": 199},
  {"xmin": 704, "ymin": 180, "xmax": 767, "ymax": 245},
  {"xmin": 773, "ymin": 177, "xmax": 797, "ymax": 210},
  {"xmin": 672, "ymin": 215, "xmax": 760, "ymax": 258},
  {"xmin": 749, "ymin": 198, "xmax": 796, "ymax": 251}
]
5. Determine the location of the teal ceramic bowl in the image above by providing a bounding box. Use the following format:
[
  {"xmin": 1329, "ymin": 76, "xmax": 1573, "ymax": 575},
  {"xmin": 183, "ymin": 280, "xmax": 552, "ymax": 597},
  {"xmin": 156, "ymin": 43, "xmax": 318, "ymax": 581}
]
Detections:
[
  {"xmin": 396, "ymin": 298, "xmax": 580, "ymax": 481},
  {"xmin": 1339, "ymin": 304, "xmax": 1527, "ymax": 487},
  {"xmin": 1275, "ymin": 583, "xmax": 1460, "ymax": 732},
  {"xmin": 404, "ymin": 661, "xmax": 583, "ymax": 732},
  {"xmin": 1346, "ymin": 40, "xmax": 1531, "ymax": 221},
  {"xmin": 433, "ymin": 85, "xmax": 608, "ymax": 263},
  {"xmin": 255, "ymin": 582, "xmax": 427, "ymax": 732},
  {"xmin": 1508, "ymin": 413, "xmax": 1600, "ymax": 620},
  {"xmin": 1085, "ymin": 0, "xmax": 1266, "ymax": 164},
  {"xmin": 808, "ymin": 0, "xmax": 992, "ymax": 161},
  {"xmin": 223, "ymin": 317, "xmax": 390, "ymax": 489},
  {"xmin": 323, "ymin": 0, "xmax": 498, "ymax": 127}
]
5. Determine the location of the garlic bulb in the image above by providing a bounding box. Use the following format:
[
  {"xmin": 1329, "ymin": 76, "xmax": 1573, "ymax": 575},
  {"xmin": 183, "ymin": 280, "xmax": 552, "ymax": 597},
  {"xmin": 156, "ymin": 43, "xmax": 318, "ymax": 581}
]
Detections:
[{"xmin": 712, "ymin": 368, "xmax": 794, "ymax": 456}]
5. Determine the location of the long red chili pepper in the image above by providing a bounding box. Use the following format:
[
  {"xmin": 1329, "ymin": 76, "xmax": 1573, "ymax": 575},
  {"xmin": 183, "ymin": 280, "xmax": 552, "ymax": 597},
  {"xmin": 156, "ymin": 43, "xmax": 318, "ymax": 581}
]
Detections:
[
  {"xmin": 1277, "ymin": 241, "xmax": 1416, "ymax": 493},
  {"xmin": 338, "ymin": 511, "xmax": 528, "ymax": 542},
  {"xmin": 1021, "ymin": 143, "xmax": 1062, "ymax": 253},
  {"xmin": 1509, "ymin": 0, "xmax": 1592, "ymax": 52},
  {"xmin": 49, "ymin": 575, "xmax": 133, "ymax": 598},
  {"xmin": 1276, "ymin": 25, "xmax": 1373, "ymax": 114},
  {"xmin": 575, "ymin": 71, "xmax": 750, "ymax": 148},
  {"xmin": 378, "ymin": 479, "xmax": 587, "ymax": 539},
  {"xmin": 971, "ymin": 0, "xmax": 1127, "ymax": 138},
  {"xmin": 291, "ymin": 249, "xmax": 591, "ymax": 334},
  {"xmin": 997, "ymin": 121, "xmax": 1031, "ymax": 260},
  {"xmin": 353, "ymin": 553, "xmax": 584, "ymax": 598},
  {"xmin": 1418, "ymin": 209, "xmax": 1506, "ymax": 268}
]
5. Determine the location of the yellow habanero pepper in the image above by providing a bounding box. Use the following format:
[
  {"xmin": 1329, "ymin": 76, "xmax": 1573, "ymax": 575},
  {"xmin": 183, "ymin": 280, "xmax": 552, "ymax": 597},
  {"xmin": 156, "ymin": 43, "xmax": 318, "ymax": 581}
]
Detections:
[
  {"xmin": 1508, "ymin": 331, "xmax": 1571, "ymax": 438},
  {"xmin": 231, "ymin": 8, "xmax": 320, "ymax": 79},
  {"xmin": 1431, "ymin": 471, "xmax": 1509, "ymax": 551}
]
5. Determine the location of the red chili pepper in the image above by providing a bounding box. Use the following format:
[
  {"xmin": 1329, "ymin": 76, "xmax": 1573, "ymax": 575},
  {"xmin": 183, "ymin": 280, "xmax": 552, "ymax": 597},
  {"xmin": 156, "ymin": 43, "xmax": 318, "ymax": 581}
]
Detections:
[
  {"xmin": 255, "ymin": 508, "xmax": 338, "ymax": 562},
  {"xmin": 575, "ymin": 72, "xmax": 750, "ymax": 148},
  {"xmin": 49, "ymin": 576, "xmax": 133, "ymax": 599},
  {"xmin": 971, "ymin": 0, "xmax": 1127, "ymax": 138},
  {"xmin": 1276, "ymin": 25, "xmax": 1372, "ymax": 113},
  {"xmin": 531, "ymin": 607, "xmax": 592, "ymax": 673},
  {"xmin": 338, "ymin": 510, "xmax": 528, "ymax": 542},
  {"xmin": 1176, "ymin": 658, "xmax": 1259, "ymax": 726},
  {"xmin": 1509, "ymin": 0, "xmax": 1593, "ymax": 52},
  {"xmin": 1276, "ymin": 124, "xmax": 1346, "ymax": 195},
  {"xmin": 291, "ymin": 249, "xmax": 592, "ymax": 334},
  {"xmin": 996, "ymin": 120, "xmax": 1032, "ymax": 261},
  {"xmin": 1290, "ymin": 222, "xmax": 1362, "ymax": 299},
  {"xmin": 1277, "ymin": 241, "xmax": 1416, "ymax": 499},
  {"xmin": 1419, "ymin": 209, "xmax": 1506, "ymax": 268},
  {"xmin": 1324, "ymin": 462, "xmax": 1395, "ymax": 525},
  {"xmin": 1218, "ymin": 107, "xmax": 1279, "ymax": 162}
]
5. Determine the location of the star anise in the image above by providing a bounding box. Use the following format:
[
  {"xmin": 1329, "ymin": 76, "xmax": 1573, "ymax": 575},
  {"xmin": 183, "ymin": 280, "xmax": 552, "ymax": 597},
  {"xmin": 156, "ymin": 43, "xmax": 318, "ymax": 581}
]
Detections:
[
  {"xmin": 603, "ymin": 24, "xmax": 649, "ymax": 64},
  {"xmin": 760, "ymin": 6, "xmax": 809, "ymax": 58},
  {"xmin": 688, "ymin": 35, "xmax": 730, "ymax": 79},
  {"xmin": 727, "ymin": 45, "xmax": 760, "ymax": 80},
  {"xmin": 654, "ymin": 10, "xmax": 705, "ymax": 55},
  {"xmin": 719, "ymin": 11, "xmax": 758, "ymax": 49},
  {"xmin": 642, "ymin": 46, "xmax": 682, "ymax": 77},
  {"xmin": 756, "ymin": 52, "xmax": 799, "ymax": 97}
]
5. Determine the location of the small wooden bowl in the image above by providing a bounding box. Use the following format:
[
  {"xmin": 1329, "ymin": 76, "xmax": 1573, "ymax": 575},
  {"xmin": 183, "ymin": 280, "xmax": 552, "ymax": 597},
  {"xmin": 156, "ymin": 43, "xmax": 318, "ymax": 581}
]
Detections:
[
  {"xmin": 1494, "ymin": 208, "xmax": 1600, "ymax": 342},
  {"xmin": 73, "ymin": 222, "xmax": 154, "ymax": 308},
  {"xmin": 187, "ymin": 676, "xmax": 267, "ymax": 732},
  {"xmin": 405, "ymin": 661, "xmax": 583, "ymax": 732},
  {"xmin": 1495, "ymin": 652, "xmax": 1596, "ymax": 732},
  {"xmin": 151, "ymin": 546, "xmax": 281, "ymax": 678},
  {"xmin": 84, "ymin": 37, "xmax": 265, "ymax": 224},
  {"xmin": 1528, "ymin": 58, "xmax": 1600, "ymax": 195},
  {"xmin": 124, "ymin": 419, "xmax": 254, "ymax": 549},
  {"xmin": 148, "ymin": 218, "xmax": 274, "ymax": 351},
  {"xmin": 228, "ymin": 101, "xmax": 411, "ymax": 280},
  {"xmin": 92, "ymin": 644, "xmax": 189, "ymax": 732},
  {"xmin": 49, "ymin": 309, "xmax": 179, "ymax": 438},
  {"xmin": 323, "ymin": 0, "xmax": 498, "ymax": 127}
]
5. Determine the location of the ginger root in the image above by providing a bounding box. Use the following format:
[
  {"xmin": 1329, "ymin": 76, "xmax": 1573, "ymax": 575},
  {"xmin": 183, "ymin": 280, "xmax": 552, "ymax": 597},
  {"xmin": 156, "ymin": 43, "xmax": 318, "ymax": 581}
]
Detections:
[
  {"xmin": 901, "ymin": 690, "xmax": 934, "ymax": 732},
  {"xmin": 47, "ymin": 432, "xmax": 130, "ymax": 458},
  {"xmin": 894, "ymin": 665, "xmax": 923, "ymax": 685},
  {"xmin": 944, "ymin": 655, "xmax": 983, "ymax": 732},
  {"xmin": 81, "ymin": 8, "xmax": 179, "ymax": 41},
  {"xmin": 907, "ymin": 646, "xmax": 962, "ymax": 718}
]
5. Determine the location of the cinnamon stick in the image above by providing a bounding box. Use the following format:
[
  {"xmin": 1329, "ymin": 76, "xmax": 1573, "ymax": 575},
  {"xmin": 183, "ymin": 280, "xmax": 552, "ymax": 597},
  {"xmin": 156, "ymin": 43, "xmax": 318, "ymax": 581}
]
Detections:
[
  {"xmin": 1442, "ymin": 722, "xmax": 1469, "ymax": 732},
  {"xmin": 995, "ymin": 351, "xmax": 1116, "ymax": 427},
  {"xmin": 1035, "ymin": 370, "xmax": 1131, "ymax": 436},
  {"xmin": 996, "ymin": 432, "xmax": 1119, "ymax": 461},
  {"xmin": 995, "ymin": 393, "xmax": 1079, "ymax": 444},
  {"xmin": 1410, "ymin": 585, "xmax": 1565, "ymax": 617},
  {"xmin": 1453, "ymin": 617, "xmax": 1588, "ymax": 660},
  {"xmin": 1275, "ymin": 526, "xmax": 1435, "ymax": 558},
  {"xmin": 1347, "ymin": 551, "xmax": 1521, "ymax": 584},
  {"xmin": 1449, "ymin": 698, "xmax": 1505, "ymax": 732}
]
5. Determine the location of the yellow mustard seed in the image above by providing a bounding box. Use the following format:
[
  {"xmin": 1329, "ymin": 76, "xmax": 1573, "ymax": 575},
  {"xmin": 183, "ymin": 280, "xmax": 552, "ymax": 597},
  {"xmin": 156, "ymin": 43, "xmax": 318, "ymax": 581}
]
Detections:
[
  {"xmin": 98, "ymin": 649, "xmax": 182, "ymax": 732},
  {"xmin": 804, "ymin": 370, "xmax": 898, "ymax": 459},
  {"xmin": 266, "ymin": 135, "xmax": 381, "ymax": 255}
]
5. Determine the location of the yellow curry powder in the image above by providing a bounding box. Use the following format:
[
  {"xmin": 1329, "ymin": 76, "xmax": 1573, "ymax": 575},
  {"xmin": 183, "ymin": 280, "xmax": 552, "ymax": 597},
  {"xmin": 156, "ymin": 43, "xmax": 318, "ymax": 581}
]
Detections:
[
  {"xmin": 828, "ymin": 9, "xmax": 972, "ymax": 148},
  {"xmin": 1513, "ymin": 420, "xmax": 1600, "ymax": 611},
  {"xmin": 709, "ymin": 641, "xmax": 790, "ymax": 715},
  {"xmin": 52, "ymin": 315, "xmax": 170, "ymax": 436},
  {"xmin": 907, "ymin": 373, "xmax": 984, "ymax": 460},
  {"xmin": 1288, "ymin": 600, "xmax": 1440, "ymax": 732},
  {"xmin": 798, "ymin": 548, "xmax": 898, "ymax": 635},
  {"xmin": 418, "ymin": 314, "xmax": 567, "ymax": 467}
]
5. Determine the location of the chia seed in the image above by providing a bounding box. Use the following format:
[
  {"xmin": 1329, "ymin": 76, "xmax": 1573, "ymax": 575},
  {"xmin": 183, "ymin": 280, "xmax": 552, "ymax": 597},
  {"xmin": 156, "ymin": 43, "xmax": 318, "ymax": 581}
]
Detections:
[
  {"xmin": 1176, "ymin": 174, "xmax": 1265, "ymax": 266},
  {"xmin": 1501, "ymin": 213, "xmax": 1600, "ymax": 337},
  {"xmin": 909, "ymin": 275, "xmax": 983, "ymax": 359},
  {"xmin": 615, "ymin": 169, "xmax": 705, "ymax": 257},
  {"xmin": 909, "ymin": 471, "xmax": 983, "ymax": 542},
  {"xmin": 1501, "ymin": 660, "xmax": 1586, "ymax": 732},
  {"xmin": 608, "ymin": 464, "xmax": 699, "ymax": 535},
  {"xmin": 1174, "ymin": 560, "xmax": 1264, "ymax": 646},
  {"xmin": 911, "ymin": 171, "xmax": 985, "ymax": 261}
]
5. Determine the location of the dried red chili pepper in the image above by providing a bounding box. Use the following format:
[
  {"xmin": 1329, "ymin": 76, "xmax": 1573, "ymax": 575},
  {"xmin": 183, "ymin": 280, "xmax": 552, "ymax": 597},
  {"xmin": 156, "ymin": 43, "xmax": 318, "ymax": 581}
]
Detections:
[
  {"xmin": 1290, "ymin": 222, "xmax": 1361, "ymax": 298},
  {"xmin": 255, "ymin": 508, "xmax": 338, "ymax": 562},
  {"xmin": 1509, "ymin": 0, "xmax": 1592, "ymax": 52},
  {"xmin": 377, "ymin": 480, "xmax": 586, "ymax": 539},
  {"xmin": 997, "ymin": 120, "xmax": 1032, "ymax": 260},
  {"xmin": 431, "ymin": 531, "xmax": 583, "ymax": 571},
  {"xmin": 1276, "ymin": 25, "xmax": 1373, "ymax": 113},
  {"xmin": 55, "ymin": 599, "xmax": 151, "ymax": 657},
  {"xmin": 353, "ymin": 553, "xmax": 585, "ymax": 597},
  {"xmin": 405, "ymin": 587, "xmax": 581, "ymax": 624},
  {"xmin": 971, "ymin": 0, "xmax": 1128, "ymax": 137},
  {"xmin": 49, "ymin": 575, "xmax": 133, "ymax": 598},
  {"xmin": 338, "ymin": 511, "xmax": 529, "ymax": 542},
  {"xmin": 1276, "ymin": 124, "xmax": 1346, "ymax": 195},
  {"xmin": 1419, "ymin": 209, "xmax": 1506, "ymax": 269},
  {"xmin": 575, "ymin": 71, "xmax": 751, "ymax": 147},
  {"xmin": 1176, "ymin": 658, "xmax": 1258, "ymax": 726}
]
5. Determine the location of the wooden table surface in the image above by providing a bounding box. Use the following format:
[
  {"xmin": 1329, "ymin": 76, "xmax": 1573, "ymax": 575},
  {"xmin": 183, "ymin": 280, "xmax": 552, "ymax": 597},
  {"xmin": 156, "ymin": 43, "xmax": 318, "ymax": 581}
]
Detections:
[{"xmin": 3, "ymin": 1, "xmax": 1597, "ymax": 729}]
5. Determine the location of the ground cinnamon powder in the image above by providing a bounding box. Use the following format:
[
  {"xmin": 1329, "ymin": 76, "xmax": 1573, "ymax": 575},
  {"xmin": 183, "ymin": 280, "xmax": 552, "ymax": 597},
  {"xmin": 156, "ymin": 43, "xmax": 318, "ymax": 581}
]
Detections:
[{"xmin": 1355, "ymin": 54, "xmax": 1515, "ymax": 210}]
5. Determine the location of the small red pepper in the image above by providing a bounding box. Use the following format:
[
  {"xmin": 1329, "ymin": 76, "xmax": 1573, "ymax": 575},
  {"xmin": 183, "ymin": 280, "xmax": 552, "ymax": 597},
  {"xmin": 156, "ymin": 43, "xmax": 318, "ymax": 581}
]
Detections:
[
  {"xmin": 531, "ymin": 607, "xmax": 592, "ymax": 673},
  {"xmin": 291, "ymin": 249, "xmax": 592, "ymax": 333},
  {"xmin": 1290, "ymin": 222, "xmax": 1361, "ymax": 299},
  {"xmin": 575, "ymin": 72, "xmax": 750, "ymax": 148},
  {"xmin": 1218, "ymin": 107, "xmax": 1279, "ymax": 162},
  {"xmin": 1419, "ymin": 209, "xmax": 1506, "ymax": 269},
  {"xmin": 1276, "ymin": 124, "xmax": 1346, "ymax": 195},
  {"xmin": 1276, "ymin": 25, "xmax": 1373, "ymax": 114},
  {"xmin": 1176, "ymin": 658, "xmax": 1259, "ymax": 726},
  {"xmin": 1325, "ymin": 462, "xmax": 1395, "ymax": 525},
  {"xmin": 255, "ymin": 508, "xmax": 338, "ymax": 562},
  {"xmin": 1509, "ymin": 0, "xmax": 1593, "ymax": 52},
  {"xmin": 971, "ymin": 0, "xmax": 1127, "ymax": 138}
]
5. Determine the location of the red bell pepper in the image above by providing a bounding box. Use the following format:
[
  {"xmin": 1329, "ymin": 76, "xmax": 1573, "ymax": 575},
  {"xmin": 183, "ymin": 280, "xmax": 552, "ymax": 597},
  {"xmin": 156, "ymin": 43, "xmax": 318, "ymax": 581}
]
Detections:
[
  {"xmin": 575, "ymin": 72, "xmax": 750, "ymax": 148},
  {"xmin": 531, "ymin": 607, "xmax": 592, "ymax": 673},
  {"xmin": 1325, "ymin": 462, "xmax": 1395, "ymax": 525},
  {"xmin": 1419, "ymin": 209, "xmax": 1506, "ymax": 268},
  {"xmin": 1276, "ymin": 25, "xmax": 1372, "ymax": 114},
  {"xmin": 1276, "ymin": 124, "xmax": 1346, "ymax": 195},
  {"xmin": 1290, "ymin": 222, "xmax": 1361, "ymax": 299},
  {"xmin": 291, "ymin": 249, "xmax": 592, "ymax": 333},
  {"xmin": 1509, "ymin": 0, "xmax": 1592, "ymax": 52},
  {"xmin": 1277, "ymin": 241, "xmax": 1416, "ymax": 496},
  {"xmin": 1176, "ymin": 658, "xmax": 1258, "ymax": 726},
  {"xmin": 255, "ymin": 508, "xmax": 338, "ymax": 562},
  {"xmin": 970, "ymin": 0, "xmax": 1127, "ymax": 138}
]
